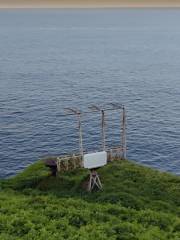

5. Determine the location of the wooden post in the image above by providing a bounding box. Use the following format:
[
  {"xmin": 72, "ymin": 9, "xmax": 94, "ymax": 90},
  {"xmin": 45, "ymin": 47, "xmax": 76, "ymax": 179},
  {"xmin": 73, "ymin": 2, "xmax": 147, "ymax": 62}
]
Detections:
[
  {"xmin": 72, "ymin": 154, "xmax": 76, "ymax": 169},
  {"xmin": 110, "ymin": 149, "xmax": 113, "ymax": 162},
  {"xmin": 66, "ymin": 158, "xmax": 69, "ymax": 171},
  {"xmin": 57, "ymin": 157, "xmax": 61, "ymax": 172}
]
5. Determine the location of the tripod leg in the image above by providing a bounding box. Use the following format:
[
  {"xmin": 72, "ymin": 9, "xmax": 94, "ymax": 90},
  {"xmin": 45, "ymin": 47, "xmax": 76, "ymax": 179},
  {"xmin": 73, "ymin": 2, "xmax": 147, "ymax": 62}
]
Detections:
[
  {"xmin": 94, "ymin": 174, "xmax": 102, "ymax": 190},
  {"xmin": 88, "ymin": 173, "xmax": 92, "ymax": 192},
  {"xmin": 87, "ymin": 170, "xmax": 103, "ymax": 192}
]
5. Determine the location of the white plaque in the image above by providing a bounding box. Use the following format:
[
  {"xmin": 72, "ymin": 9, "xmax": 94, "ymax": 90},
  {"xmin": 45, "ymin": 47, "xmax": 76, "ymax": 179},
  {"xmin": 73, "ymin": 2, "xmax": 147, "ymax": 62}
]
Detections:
[{"xmin": 83, "ymin": 151, "xmax": 107, "ymax": 169}]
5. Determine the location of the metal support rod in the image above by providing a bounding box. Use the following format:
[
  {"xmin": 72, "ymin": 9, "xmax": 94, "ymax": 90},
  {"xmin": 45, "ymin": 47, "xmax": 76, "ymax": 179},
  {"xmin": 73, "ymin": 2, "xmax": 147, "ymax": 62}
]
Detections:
[
  {"xmin": 64, "ymin": 108, "xmax": 84, "ymax": 166},
  {"xmin": 121, "ymin": 107, "xmax": 126, "ymax": 159},
  {"xmin": 101, "ymin": 110, "xmax": 106, "ymax": 151},
  {"xmin": 65, "ymin": 103, "xmax": 126, "ymax": 161},
  {"xmin": 60, "ymin": 104, "xmax": 123, "ymax": 118},
  {"xmin": 88, "ymin": 105, "xmax": 106, "ymax": 152},
  {"xmin": 77, "ymin": 113, "xmax": 84, "ymax": 163}
]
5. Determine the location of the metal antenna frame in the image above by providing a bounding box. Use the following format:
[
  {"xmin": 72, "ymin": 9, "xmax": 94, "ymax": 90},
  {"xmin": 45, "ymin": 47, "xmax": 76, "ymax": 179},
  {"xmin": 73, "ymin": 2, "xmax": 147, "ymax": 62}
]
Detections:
[
  {"xmin": 64, "ymin": 108, "xmax": 84, "ymax": 163},
  {"xmin": 64, "ymin": 103, "xmax": 127, "ymax": 161},
  {"xmin": 108, "ymin": 103, "xmax": 123, "ymax": 109},
  {"xmin": 88, "ymin": 105, "xmax": 106, "ymax": 151},
  {"xmin": 107, "ymin": 103, "xmax": 126, "ymax": 159},
  {"xmin": 122, "ymin": 106, "xmax": 126, "ymax": 159}
]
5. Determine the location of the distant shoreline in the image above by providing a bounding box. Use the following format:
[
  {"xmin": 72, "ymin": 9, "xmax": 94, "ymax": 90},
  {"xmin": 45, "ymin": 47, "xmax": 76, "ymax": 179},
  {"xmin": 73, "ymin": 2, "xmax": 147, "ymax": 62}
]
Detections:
[{"xmin": 1, "ymin": 6, "xmax": 180, "ymax": 9}]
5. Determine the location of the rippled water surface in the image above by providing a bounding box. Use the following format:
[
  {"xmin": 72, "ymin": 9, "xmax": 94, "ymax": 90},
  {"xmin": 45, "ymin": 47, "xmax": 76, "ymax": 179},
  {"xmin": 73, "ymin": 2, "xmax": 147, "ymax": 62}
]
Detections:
[{"xmin": 0, "ymin": 9, "xmax": 180, "ymax": 178}]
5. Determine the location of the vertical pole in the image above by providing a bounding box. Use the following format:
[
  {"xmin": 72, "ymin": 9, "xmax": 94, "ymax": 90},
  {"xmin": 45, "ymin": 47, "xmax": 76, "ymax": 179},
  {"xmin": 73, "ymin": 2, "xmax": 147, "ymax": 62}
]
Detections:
[
  {"xmin": 57, "ymin": 157, "xmax": 61, "ymax": 172},
  {"xmin": 101, "ymin": 110, "xmax": 106, "ymax": 151},
  {"xmin": 110, "ymin": 149, "xmax": 113, "ymax": 162},
  {"xmin": 77, "ymin": 113, "xmax": 84, "ymax": 166},
  {"xmin": 66, "ymin": 158, "xmax": 69, "ymax": 171},
  {"xmin": 72, "ymin": 154, "xmax": 76, "ymax": 169},
  {"xmin": 121, "ymin": 107, "xmax": 126, "ymax": 159}
]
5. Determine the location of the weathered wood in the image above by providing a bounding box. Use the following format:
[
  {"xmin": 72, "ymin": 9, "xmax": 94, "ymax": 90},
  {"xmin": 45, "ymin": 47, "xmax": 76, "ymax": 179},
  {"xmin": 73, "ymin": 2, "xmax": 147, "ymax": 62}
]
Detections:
[
  {"xmin": 72, "ymin": 154, "xmax": 76, "ymax": 169},
  {"xmin": 66, "ymin": 158, "xmax": 69, "ymax": 171},
  {"xmin": 56, "ymin": 157, "xmax": 61, "ymax": 172}
]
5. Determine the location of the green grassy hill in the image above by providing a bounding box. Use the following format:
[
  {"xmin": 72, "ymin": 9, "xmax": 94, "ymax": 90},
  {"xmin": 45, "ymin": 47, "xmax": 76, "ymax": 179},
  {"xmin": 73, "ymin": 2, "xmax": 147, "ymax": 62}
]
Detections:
[{"xmin": 0, "ymin": 160, "xmax": 180, "ymax": 240}]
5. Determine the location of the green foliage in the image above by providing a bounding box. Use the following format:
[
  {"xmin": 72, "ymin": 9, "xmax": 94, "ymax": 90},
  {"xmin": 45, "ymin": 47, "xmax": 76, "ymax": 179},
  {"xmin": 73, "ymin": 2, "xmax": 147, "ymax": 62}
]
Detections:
[
  {"xmin": 0, "ymin": 159, "xmax": 179, "ymax": 239},
  {"xmin": 0, "ymin": 161, "xmax": 49, "ymax": 190}
]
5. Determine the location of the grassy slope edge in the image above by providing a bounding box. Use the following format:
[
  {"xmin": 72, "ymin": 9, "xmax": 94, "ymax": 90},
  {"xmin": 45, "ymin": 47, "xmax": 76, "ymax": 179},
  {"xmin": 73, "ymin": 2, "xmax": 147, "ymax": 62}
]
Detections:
[{"xmin": 0, "ymin": 160, "xmax": 180, "ymax": 240}]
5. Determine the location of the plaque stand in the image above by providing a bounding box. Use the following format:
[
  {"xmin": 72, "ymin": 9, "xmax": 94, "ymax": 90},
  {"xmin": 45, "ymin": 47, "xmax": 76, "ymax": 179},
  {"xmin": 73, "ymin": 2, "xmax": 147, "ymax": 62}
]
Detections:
[{"xmin": 88, "ymin": 169, "xmax": 102, "ymax": 192}]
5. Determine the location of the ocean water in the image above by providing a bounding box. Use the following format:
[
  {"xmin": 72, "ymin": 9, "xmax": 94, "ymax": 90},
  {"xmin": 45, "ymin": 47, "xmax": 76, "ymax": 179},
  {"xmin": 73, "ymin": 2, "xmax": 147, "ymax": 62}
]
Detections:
[{"xmin": 0, "ymin": 8, "xmax": 180, "ymax": 178}]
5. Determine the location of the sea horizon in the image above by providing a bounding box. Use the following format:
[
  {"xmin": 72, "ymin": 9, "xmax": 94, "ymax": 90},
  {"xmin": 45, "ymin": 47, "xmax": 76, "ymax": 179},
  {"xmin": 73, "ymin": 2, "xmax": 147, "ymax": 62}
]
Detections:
[{"xmin": 0, "ymin": 8, "xmax": 180, "ymax": 178}]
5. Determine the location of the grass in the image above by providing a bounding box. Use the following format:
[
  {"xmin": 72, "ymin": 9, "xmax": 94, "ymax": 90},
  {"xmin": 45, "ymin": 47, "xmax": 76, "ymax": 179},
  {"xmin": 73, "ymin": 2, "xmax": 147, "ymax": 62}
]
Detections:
[{"xmin": 0, "ymin": 159, "xmax": 180, "ymax": 239}]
